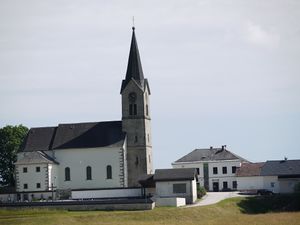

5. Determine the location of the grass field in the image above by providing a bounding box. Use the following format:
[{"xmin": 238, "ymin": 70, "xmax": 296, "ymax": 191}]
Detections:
[{"xmin": 0, "ymin": 197, "xmax": 300, "ymax": 225}]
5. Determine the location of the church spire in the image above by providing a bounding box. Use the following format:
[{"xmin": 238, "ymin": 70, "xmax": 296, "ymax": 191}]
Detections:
[{"xmin": 121, "ymin": 27, "xmax": 144, "ymax": 93}]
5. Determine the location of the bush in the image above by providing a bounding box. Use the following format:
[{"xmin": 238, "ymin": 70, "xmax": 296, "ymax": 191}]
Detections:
[{"xmin": 197, "ymin": 185, "xmax": 207, "ymax": 199}]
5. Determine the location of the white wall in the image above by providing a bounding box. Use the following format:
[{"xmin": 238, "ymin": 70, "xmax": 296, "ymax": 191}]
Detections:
[
  {"xmin": 172, "ymin": 160, "xmax": 242, "ymax": 191},
  {"xmin": 72, "ymin": 188, "xmax": 142, "ymax": 199},
  {"xmin": 51, "ymin": 146, "xmax": 126, "ymax": 190},
  {"xmin": 263, "ymin": 176, "xmax": 279, "ymax": 193},
  {"xmin": 156, "ymin": 197, "xmax": 186, "ymax": 207},
  {"xmin": 155, "ymin": 179, "xmax": 196, "ymax": 204},
  {"xmin": 191, "ymin": 179, "xmax": 197, "ymax": 202},
  {"xmin": 16, "ymin": 163, "xmax": 50, "ymax": 192},
  {"xmin": 236, "ymin": 176, "xmax": 264, "ymax": 190}
]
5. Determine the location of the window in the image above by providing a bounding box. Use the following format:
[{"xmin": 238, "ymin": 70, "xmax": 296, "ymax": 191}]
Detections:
[
  {"xmin": 36, "ymin": 166, "xmax": 40, "ymax": 172},
  {"xmin": 129, "ymin": 104, "xmax": 133, "ymax": 115},
  {"xmin": 134, "ymin": 135, "xmax": 138, "ymax": 143},
  {"xmin": 146, "ymin": 104, "xmax": 149, "ymax": 116},
  {"xmin": 196, "ymin": 168, "xmax": 200, "ymax": 175},
  {"xmin": 129, "ymin": 104, "xmax": 137, "ymax": 116},
  {"xmin": 213, "ymin": 167, "xmax": 218, "ymax": 174},
  {"xmin": 23, "ymin": 167, "xmax": 27, "ymax": 173},
  {"xmin": 232, "ymin": 181, "xmax": 237, "ymax": 189},
  {"xmin": 133, "ymin": 104, "xmax": 137, "ymax": 115},
  {"xmin": 65, "ymin": 167, "xmax": 70, "ymax": 181},
  {"xmin": 173, "ymin": 183, "xmax": 186, "ymax": 194},
  {"xmin": 232, "ymin": 166, "xmax": 236, "ymax": 174},
  {"xmin": 223, "ymin": 181, "xmax": 228, "ymax": 189},
  {"xmin": 222, "ymin": 167, "xmax": 227, "ymax": 174},
  {"xmin": 24, "ymin": 184, "xmax": 28, "ymax": 189},
  {"xmin": 106, "ymin": 165, "xmax": 112, "ymax": 179},
  {"xmin": 36, "ymin": 183, "xmax": 41, "ymax": 189},
  {"xmin": 147, "ymin": 134, "xmax": 150, "ymax": 142},
  {"xmin": 271, "ymin": 182, "xmax": 275, "ymax": 188},
  {"xmin": 86, "ymin": 166, "xmax": 92, "ymax": 180}
]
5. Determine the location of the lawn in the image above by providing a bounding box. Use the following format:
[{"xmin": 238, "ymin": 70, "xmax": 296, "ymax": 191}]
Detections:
[{"xmin": 0, "ymin": 197, "xmax": 299, "ymax": 225}]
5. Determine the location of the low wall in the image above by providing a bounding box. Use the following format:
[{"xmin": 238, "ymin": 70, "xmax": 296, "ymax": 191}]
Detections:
[
  {"xmin": 156, "ymin": 197, "xmax": 186, "ymax": 207},
  {"xmin": 72, "ymin": 188, "xmax": 142, "ymax": 199},
  {"xmin": 0, "ymin": 199, "xmax": 155, "ymax": 211},
  {"xmin": 0, "ymin": 192, "xmax": 54, "ymax": 202}
]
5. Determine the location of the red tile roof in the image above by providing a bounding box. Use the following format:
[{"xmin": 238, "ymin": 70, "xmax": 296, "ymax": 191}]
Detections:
[{"xmin": 236, "ymin": 162, "xmax": 265, "ymax": 177}]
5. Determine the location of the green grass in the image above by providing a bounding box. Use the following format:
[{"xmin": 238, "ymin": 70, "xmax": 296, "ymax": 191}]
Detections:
[{"xmin": 0, "ymin": 197, "xmax": 300, "ymax": 225}]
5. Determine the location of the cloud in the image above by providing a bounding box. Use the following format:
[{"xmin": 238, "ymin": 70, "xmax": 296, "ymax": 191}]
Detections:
[{"xmin": 245, "ymin": 21, "xmax": 280, "ymax": 49}]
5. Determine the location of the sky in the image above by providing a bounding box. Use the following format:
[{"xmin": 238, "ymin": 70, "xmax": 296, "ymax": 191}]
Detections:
[{"xmin": 0, "ymin": 0, "xmax": 299, "ymax": 169}]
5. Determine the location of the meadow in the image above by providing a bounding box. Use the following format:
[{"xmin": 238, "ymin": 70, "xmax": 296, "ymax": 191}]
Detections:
[{"xmin": 0, "ymin": 196, "xmax": 299, "ymax": 225}]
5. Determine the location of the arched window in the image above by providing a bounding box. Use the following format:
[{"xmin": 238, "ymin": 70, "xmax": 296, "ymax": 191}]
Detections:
[
  {"xmin": 86, "ymin": 166, "xmax": 92, "ymax": 180},
  {"xmin": 106, "ymin": 165, "xmax": 112, "ymax": 179},
  {"xmin": 65, "ymin": 167, "xmax": 70, "ymax": 181}
]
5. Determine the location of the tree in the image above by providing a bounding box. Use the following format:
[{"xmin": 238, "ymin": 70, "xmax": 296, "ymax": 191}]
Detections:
[{"xmin": 0, "ymin": 125, "xmax": 28, "ymax": 186}]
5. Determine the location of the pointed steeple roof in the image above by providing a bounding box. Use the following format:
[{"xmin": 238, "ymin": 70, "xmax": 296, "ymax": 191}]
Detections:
[{"xmin": 121, "ymin": 27, "xmax": 145, "ymax": 93}]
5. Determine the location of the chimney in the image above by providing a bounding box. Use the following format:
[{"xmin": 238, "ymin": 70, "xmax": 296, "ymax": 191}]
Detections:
[
  {"xmin": 222, "ymin": 145, "xmax": 226, "ymax": 150},
  {"xmin": 210, "ymin": 146, "xmax": 213, "ymax": 149}
]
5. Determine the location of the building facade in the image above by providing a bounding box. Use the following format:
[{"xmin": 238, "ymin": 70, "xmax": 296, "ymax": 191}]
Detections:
[
  {"xmin": 236, "ymin": 160, "xmax": 300, "ymax": 193},
  {"xmin": 172, "ymin": 146, "xmax": 248, "ymax": 191}
]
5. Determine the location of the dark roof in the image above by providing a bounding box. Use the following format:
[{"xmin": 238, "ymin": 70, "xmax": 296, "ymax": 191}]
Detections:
[
  {"xmin": 20, "ymin": 121, "xmax": 125, "ymax": 152},
  {"xmin": 154, "ymin": 168, "xmax": 196, "ymax": 181},
  {"xmin": 52, "ymin": 121, "xmax": 125, "ymax": 149},
  {"xmin": 21, "ymin": 127, "xmax": 57, "ymax": 152},
  {"xmin": 236, "ymin": 162, "xmax": 265, "ymax": 177},
  {"xmin": 121, "ymin": 27, "xmax": 150, "ymax": 94},
  {"xmin": 174, "ymin": 147, "xmax": 248, "ymax": 163},
  {"xmin": 15, "ymin": 151, "xmax": 59, "ymax": 165},
  {"xmin": 261, "ymin": 160, "xmax": 300, "ymax": 176},
  {"xmin": 138, "ymin": 174, "xmax": 155, "ymax": 188}
]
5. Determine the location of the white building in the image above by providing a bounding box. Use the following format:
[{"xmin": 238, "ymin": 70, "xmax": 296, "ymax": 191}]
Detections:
[
  {"xmin": 172, "ymin": 146, "xmax": 248, "ymax": 191},
  {"xmin": 154, "ymin": 168, "xmax": 197, "ymax": 204},
  {"xmin": 14, "ymin": 27, "xmax": 154, "ymax": 201},
  {"xmin": 236, "ymin": 160, "xmax": 300, "ymax": 193}
]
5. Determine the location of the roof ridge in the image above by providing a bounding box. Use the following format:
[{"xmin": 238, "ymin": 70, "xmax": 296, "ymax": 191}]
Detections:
[{"xmin": 57, "ymin": 120, "xmax": 121, "ymax": 126}]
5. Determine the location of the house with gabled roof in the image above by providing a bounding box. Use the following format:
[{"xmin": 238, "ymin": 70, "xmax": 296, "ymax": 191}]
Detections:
[
  {"xmin": 172, "ymin": 145, "xmax": 248, "ymax": 191},
  {"xmin": 236, "ymin": 159, "xmax": 300, "ymax": 193}
]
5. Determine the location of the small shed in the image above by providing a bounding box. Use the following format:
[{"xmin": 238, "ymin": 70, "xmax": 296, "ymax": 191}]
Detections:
[{"xmin": 153, "ymin": 168, "xmax": 197, "ymax": 204}]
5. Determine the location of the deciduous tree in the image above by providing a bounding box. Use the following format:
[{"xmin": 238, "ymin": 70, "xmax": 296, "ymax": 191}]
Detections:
[{"xmin": 0, "ymin": 125, "xmax": 28, "ymax": 186}]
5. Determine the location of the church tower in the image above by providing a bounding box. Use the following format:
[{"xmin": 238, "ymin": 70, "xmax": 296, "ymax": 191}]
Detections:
[{"xmin": 121, "ymin": 27, "xmax": 153, "ymax": 187}]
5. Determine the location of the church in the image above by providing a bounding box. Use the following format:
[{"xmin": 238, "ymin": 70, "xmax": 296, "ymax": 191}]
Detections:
[{"xmin": 14, "ymin": 27, "xmax": 153, "ymax": 195}]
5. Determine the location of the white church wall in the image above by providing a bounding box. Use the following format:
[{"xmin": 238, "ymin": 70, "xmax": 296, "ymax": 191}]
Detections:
[
  {"xmin": 72, "ymin": 188, "xmax": 142, "ymax": 199},
  {"xmin": 48, "ymin": 164, "xmax": 58, "ymax": 189},
  {"xmin": 54, "ymin": 146, "xmax": 125, "ymax": 190}
]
